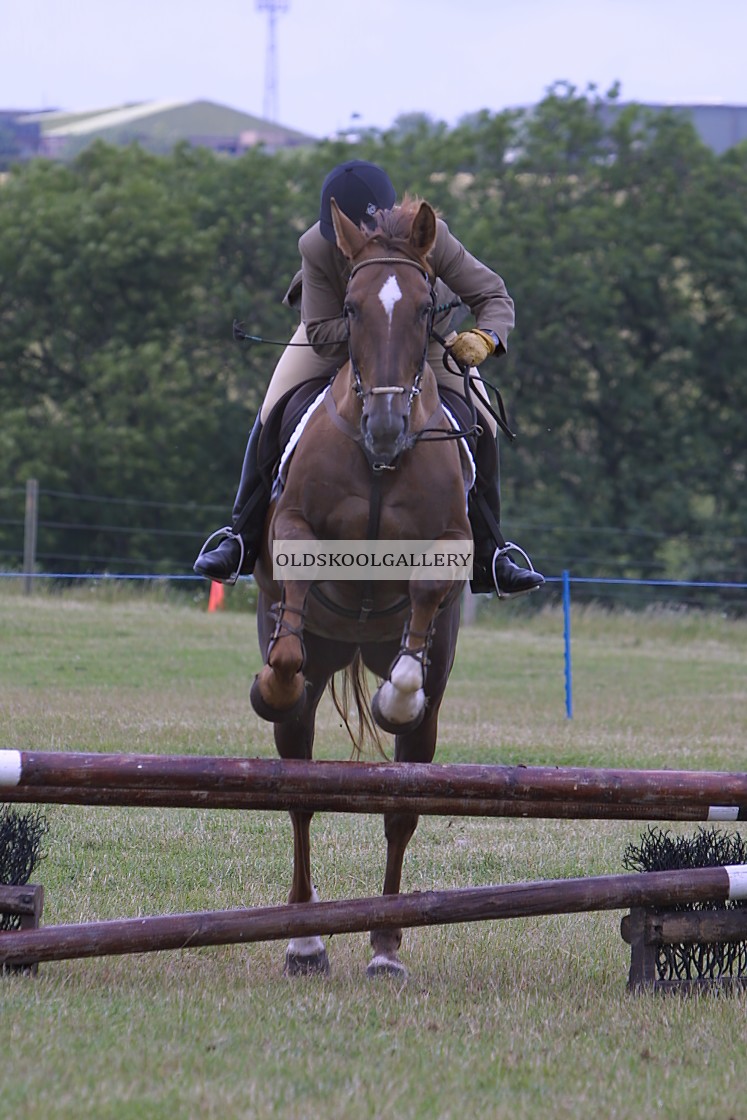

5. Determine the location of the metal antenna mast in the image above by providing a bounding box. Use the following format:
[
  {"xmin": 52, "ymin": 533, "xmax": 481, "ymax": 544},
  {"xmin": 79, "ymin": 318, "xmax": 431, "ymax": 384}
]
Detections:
[{"xmin": 256, "ymin": 1, "xmax": 289, "ymax": 123}]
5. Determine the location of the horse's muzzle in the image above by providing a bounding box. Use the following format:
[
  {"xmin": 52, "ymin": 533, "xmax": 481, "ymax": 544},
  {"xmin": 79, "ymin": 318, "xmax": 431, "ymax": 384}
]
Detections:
[{"xmin": 361, "ymin": 404, "xmax": 409, "ymax": 467}]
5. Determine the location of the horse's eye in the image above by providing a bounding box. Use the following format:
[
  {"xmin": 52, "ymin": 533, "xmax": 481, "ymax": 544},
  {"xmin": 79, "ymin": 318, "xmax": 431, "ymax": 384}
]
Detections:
[{"xmin": 344, "ymin": 303, "xmax": 356, "ymax": 320}]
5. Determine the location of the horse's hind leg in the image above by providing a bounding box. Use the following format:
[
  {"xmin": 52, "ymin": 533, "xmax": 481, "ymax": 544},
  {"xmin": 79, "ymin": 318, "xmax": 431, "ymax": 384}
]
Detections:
[
  {"xmin": 284, "ymin": 809, "xmax": 330, "ymax": 976},
  {"xmin": 367, "ymin": 711, "xmax": 441, "ymax": 980},
  {"xmin": 275, "ymin": 670, "xmax": 335, "ymax": 977},
  {"xmin": 367, "ymin": 807, "xmax": 420, "ymax": 979},
  {"xmin": 366, "ymin": 613, "xmax": 455, "ymax": 979}
]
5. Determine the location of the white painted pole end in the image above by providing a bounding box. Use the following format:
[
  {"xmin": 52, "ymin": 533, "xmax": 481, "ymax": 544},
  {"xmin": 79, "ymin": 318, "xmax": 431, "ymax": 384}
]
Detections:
[
  {"xmin": 708, "ymin": 806, "xmax": 740, "ymax": 821},
  {"xmin": 726, "ymin": 865, "xmax": 747, "ymax": 901},
  {"xmin": 0, "ymin": 750, "xmax": 22, "ymax": 787}
]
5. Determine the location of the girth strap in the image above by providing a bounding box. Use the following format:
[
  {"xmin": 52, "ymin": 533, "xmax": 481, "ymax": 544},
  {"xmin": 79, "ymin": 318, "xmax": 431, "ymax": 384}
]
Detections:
[
  {"xmin": 358, "ymin": 469, "xmax": 385, "ymax": 622},
  {"xmin": 310, "ymin": 583, "xmax": 410, "ymax": 620}
]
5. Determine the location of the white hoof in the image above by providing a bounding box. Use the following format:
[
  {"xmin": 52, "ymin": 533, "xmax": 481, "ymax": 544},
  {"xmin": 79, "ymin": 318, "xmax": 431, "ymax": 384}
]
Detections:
[
  {"xmin": 389, "ymin": 652, "xmax": 424, "ymax": 694},
  {"xmin": 366, "ymin": 954, "xmax": 408, "ymax": 980},
  {"xmin": 375, "ymin": 680, "xmax": 426, "ymax": 725},
  {"xmin": 284, "ymin": 887, "xmax": 328, "ymax": 975},
  {"xmin": 284, "ymin": 941, "xmax": 330, "ymax": 976}
]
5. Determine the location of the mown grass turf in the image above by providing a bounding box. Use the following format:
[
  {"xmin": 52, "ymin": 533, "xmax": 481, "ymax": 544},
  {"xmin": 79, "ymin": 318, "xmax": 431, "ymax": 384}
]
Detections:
[{"xmin": 0, "ymin": 587, "xmax": 745, "ymax": 1119}]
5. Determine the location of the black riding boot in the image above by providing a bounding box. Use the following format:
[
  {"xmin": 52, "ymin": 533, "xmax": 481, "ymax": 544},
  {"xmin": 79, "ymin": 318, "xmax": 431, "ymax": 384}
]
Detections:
[
  {"xmin": 468, "ymin": 429, "xmax": 545, "ymax": 598},
  {"xmin": 193, "ymin": 416, "xmax": 270, "ymax": 585}
]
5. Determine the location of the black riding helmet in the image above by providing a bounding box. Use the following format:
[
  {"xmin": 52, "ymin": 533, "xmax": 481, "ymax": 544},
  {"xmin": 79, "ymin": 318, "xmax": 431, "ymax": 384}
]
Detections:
[{"xmin": 318, "ymin": 160, "xmax": 396, "ymax": 243}]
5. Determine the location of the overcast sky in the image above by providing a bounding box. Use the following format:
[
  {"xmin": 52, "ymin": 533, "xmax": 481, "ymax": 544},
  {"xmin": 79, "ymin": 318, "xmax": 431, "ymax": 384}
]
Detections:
[{"xmin": 4, "ymin": 0, "xmax": 746, "ymax": 138}]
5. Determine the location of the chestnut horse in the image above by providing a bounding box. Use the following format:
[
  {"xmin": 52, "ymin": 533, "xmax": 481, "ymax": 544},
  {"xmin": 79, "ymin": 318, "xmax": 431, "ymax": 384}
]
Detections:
[{"xmin": 252, "ymin": 198, "xmax": 473, "ymax": 978}]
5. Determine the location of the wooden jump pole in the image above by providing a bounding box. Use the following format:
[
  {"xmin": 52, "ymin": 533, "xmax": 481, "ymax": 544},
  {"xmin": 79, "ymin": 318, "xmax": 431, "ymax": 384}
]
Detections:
[
  {"xmin": 2, "ymin": 751, "xmax": 747, "ymax": 819},
  {"xmin": 0, "ymin": 784, "xmax": 735, "ymax": 822},
  {"xmin": 1, "ymin": 865, "xmax": 746, "ymax": 967}
]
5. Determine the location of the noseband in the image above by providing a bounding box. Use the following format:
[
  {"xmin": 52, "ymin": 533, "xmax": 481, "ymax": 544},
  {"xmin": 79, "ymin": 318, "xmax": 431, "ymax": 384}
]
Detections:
[{"xmin": 343, "ymin": 257, "xmax": 435, "ymax": 405}]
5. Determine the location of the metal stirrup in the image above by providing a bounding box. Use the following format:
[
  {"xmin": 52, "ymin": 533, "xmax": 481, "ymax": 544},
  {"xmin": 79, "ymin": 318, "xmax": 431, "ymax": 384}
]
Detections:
[
  {"xmin": 491, "ymin": 541, "xmax": 539, "ymax": 600},
  {"xmin": 195, "ymin": 527, "xmax": 246, "ymax": 587}
]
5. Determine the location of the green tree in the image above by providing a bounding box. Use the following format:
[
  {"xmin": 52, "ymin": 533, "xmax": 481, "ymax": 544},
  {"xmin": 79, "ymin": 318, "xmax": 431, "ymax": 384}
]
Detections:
[
  {"xmin": 471, "ymin": 87, "xmax": 736, "ymax": 583},
  {"xmin": 1, "ymin": 93, "xmax": 744, "ymax": 593},
  {"xmin": 0, "ymin": 145, "xmax": 232, "ymax": 571}
]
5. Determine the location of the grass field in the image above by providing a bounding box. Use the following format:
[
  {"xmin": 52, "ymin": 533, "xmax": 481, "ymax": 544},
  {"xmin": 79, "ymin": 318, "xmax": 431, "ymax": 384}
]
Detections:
[{"xmin": 1, "ymin": 585, "xmax": 746, "ymax": 1119}]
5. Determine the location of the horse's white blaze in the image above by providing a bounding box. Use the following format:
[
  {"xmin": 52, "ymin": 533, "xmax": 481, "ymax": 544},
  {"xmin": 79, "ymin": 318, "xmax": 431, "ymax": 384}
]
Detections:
[
  {"xmin": 376, "ymin": 680, "xmax": 426, "ymax": 725},
  {"xmin": 378, "ymin": 274, "xmax": 402, "ymax": 324},
  {"xmin": 287, "ymin": 886, "xmax": 325, "ymax": 957}
]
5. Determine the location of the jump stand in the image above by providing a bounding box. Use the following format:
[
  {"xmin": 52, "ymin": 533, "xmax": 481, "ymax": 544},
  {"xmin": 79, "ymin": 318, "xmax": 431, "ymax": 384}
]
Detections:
[{"xmin": 0, "ymin": 883, "xmax": 44, "ymax": 975}]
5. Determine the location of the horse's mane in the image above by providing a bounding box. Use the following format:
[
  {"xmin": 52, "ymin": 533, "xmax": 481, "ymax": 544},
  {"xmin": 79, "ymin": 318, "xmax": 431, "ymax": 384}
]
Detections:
[{"xmin": 360, "ymin": 194, "xmax": 439, "ymax": 276}]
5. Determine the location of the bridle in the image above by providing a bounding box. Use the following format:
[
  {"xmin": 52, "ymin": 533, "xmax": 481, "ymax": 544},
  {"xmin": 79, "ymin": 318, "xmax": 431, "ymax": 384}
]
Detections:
[
  {"xmin": 332, "ymin": 253, "xmax": 487, "ymax": 473},
  {"xmin": 343, "ymin": 256, "xmax": 436, "ymax": 407}
]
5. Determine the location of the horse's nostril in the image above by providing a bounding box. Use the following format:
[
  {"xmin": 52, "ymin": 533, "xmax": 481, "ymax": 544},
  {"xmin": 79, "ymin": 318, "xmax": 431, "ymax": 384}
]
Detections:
[{"xmin": 363, "ymin": 411, "xmax": 406, "ymax": 444}]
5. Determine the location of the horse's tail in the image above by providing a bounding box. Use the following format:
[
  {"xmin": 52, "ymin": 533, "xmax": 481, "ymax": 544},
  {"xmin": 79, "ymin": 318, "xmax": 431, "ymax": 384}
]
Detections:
[{"xmin": 328, "ymin": 651, "xmax": 387, "ymax": 760}]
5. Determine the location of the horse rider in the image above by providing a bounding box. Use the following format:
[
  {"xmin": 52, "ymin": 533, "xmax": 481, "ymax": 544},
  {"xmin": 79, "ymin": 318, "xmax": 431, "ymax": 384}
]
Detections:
[{"xmin": 194, "ymin": 160, "xmax": 544, "ymax": 599}]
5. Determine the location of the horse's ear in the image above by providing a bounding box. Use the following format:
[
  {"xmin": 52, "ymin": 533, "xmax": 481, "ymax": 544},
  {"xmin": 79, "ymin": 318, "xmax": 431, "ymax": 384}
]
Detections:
[
  {"xmin": 410, "ymin": 201, "xmax": 437, "ymax": 256},
  {"xmin": 331, "ymin": 198, "xmax": 367, "ymax": 259}
]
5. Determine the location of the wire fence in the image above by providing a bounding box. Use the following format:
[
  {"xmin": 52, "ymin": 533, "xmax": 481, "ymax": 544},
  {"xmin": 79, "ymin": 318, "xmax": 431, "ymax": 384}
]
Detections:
[{"xmin": 1, "ymin": 483, "xmax": 745, "ymax": 613}]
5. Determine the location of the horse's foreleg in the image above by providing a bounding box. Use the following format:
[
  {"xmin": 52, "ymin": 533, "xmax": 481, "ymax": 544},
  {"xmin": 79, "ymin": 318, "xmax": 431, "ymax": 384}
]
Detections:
[
  {"xmin": 370, "ymin": 579, "xmax": 450, "ymax": 734},
  {"xmin": 251, "ymin": 577, "xmax": 313, "ymax": 723}
]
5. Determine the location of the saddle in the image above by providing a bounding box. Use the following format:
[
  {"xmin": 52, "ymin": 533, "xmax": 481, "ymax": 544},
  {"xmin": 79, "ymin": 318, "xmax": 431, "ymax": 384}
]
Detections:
[
  {"xmin": 257, "ymin": 375, "xmax": 334, "ymax": 491},
  {"xmin": 259, "ymin": 375, "xmax": 478, "ymax": 497}
]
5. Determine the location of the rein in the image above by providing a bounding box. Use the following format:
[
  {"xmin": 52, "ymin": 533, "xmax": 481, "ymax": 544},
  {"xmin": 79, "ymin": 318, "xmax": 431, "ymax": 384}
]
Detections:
[
  {"xmin": 234, "ymin": 300, "xmax": 511, "ymax": 443},
  {"xmin": 430, "ymin": 325, "xmax": 516, "ymax": 444}
]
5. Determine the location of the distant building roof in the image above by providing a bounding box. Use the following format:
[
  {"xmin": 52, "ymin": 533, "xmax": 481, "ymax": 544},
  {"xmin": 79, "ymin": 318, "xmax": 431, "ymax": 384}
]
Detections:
[
  {"xmin": 652, "ymin": 103, "xmax": 747, "ymax": 155},
  {"xmin": 4, "ymin": 99, "xmax": 747, "ymax": 164},
  {"xmin": 24, "ymin": 100, "xmax": 188, "ymax": 136},
  {"xmin": 16, "ymin": 99, "xmax": 314, "ymax": 158},
  {"xmin": 601, "ymin": 102, "xmax": 747, "ymax": 156},
  {"xmin": 0, "ymin": 110, "xmax": 43, "ymax": 167}
]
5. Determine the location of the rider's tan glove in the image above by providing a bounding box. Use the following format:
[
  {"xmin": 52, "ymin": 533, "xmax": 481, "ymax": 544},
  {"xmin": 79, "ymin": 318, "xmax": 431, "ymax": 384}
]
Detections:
[{"xmin": 448, "ymin": 328, "xmax": 497, "ymax": 367}]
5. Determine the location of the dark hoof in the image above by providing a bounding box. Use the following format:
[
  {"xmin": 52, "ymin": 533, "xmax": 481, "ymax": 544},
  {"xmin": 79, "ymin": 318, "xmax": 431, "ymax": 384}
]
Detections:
[
  {"xmin": 366, "ymin": 955, "xmax": 408, "ymax": 980},
  {"xmin": 371, "ymin": 690, "xmax": 426, "ymax": 736},
  {"xmin": 284, "ymin": 948, "xmax": 330, "ymax": 976},
  {"xmin": 250, "ymin": 675, "xmax": 306, "ymax": 723}
]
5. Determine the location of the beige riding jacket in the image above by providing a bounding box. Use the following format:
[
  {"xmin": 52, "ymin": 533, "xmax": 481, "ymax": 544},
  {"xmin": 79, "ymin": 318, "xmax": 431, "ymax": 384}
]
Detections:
[{"xmin": 283, "ymin": 218, "xmax": 515, "ymax": 365}]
